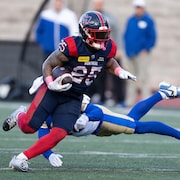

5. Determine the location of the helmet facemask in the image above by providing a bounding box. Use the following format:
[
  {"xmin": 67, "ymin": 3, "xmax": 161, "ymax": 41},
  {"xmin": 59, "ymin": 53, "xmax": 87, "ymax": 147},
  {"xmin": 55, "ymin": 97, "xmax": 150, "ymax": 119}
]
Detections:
[{"xmin": 82, "ymin": 25, "xmax": 111, "ymax": 50}]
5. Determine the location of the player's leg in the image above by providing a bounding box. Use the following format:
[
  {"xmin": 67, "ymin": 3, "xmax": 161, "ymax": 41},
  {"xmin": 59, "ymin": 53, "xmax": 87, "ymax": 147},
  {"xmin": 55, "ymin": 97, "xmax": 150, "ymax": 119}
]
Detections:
[
  {"xmin": 22, "ymin": 97, "xmax": 81, "ymax": 158},
  {"xmin": 6, "ymin": 85, "xmax": 62, "ymax": 171},
  {"xmin": 127, "ymin": 82, "xmax": 180, "ymax": 121},
  {"xmin": 95, "ymin": 105, "xmax": 136, "ymax": 136},
  {"xmin": 127, "ymin": 91, "xmax": 162, "ymax": 121},
  {"xmin": 135, "ymin": 121, "xmax": 180, "ymax": 140},
  {"xmin": 38, "ymin": 117, "xmax": 52, "ymax": 159},
  {"xmin": 38, "ymin": 117, "xmax": 64, "ymax": 167},
  {"xmin": 9, "ymin": 127, "xmax": 67, "ymax": 172},
  {"xmin": 9, "ymin": 96, "xmax": 82, "ymax": 171},
  {"xmin": 6, "ymin": 84, "xmax": 59, "ymax": 171},
  {"xmin": 2, "ymin": 84, "xmax": 55, "ymax": 133},
  {"xmin": 23, "ymin": 127, "xmax": 67, "ymax": 159},
  {"xmin": 2, "ymin": 105, "xmax": 27, "ymax": 131}
]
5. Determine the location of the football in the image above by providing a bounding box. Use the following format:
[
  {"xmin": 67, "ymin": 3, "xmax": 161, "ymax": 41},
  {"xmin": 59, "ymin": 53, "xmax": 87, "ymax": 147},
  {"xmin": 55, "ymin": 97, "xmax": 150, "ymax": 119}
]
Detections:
[{"xmin": 52, "ymin": 66, "xmax": 73, "ymax": 85}]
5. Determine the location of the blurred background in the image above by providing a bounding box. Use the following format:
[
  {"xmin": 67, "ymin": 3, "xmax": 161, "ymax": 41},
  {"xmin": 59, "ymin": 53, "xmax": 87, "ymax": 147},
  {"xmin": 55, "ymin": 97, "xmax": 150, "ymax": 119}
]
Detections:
[{"xmin": 0, "ymin": 0, "xmax": 180, "ymax": 104}]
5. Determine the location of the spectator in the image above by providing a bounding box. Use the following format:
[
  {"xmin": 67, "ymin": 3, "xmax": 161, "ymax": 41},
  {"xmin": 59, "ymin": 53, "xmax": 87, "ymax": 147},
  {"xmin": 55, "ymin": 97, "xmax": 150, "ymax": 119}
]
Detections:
[
  {"xmin": 123, "ymin": 0, "xmax": 157, "ymax": 106},
  {"xmin": 87, "ymin": 0, "xmax": 126, "ymax": 107},
  {"xmin": 35, "ymin": 0, "xmax": 78, "ymax": 59}
]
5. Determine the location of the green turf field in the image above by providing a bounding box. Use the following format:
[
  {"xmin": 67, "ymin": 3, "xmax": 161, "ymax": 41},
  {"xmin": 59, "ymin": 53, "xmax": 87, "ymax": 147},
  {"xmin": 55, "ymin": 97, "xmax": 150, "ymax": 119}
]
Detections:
[{"xmin": 0, "ymin": 102, "xmax": 180, "ymax": 180}]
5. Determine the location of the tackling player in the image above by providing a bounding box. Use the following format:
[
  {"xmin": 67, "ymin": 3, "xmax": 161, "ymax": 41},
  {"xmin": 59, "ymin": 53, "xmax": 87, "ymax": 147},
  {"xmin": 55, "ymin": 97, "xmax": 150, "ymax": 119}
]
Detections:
[
  {"xmin": 38, "ymin": 82, "xmax": 180, "ymax": 167},
  {"xmin": 2, "ymin": 11, "xmax": 136, "ymax": 172}
]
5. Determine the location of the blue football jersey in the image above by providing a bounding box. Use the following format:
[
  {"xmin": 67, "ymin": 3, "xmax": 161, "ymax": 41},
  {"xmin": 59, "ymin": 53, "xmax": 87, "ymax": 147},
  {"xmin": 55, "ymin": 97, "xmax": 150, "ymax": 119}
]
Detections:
[{"xmin": 58, "ymin": 36, "xmax": 117, "ymax": 93}]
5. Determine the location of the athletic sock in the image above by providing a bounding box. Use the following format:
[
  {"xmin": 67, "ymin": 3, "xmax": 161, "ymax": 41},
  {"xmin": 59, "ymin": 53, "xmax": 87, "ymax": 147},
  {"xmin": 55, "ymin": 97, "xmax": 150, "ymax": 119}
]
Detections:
[
  {"xmin": 127, "ymin": 92, "xmax": 162, "ymax": 120},
  {"xmin": 135, "ymin": 121, "xmax": 180, "ymax": 139}
]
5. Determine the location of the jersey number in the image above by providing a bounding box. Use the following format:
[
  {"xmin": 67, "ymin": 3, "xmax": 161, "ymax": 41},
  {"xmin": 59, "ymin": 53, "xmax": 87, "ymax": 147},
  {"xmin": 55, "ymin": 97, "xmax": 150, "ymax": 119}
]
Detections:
[{"xmin": 72, "ymin": 66, "xmax": 102, "ymax": 86}]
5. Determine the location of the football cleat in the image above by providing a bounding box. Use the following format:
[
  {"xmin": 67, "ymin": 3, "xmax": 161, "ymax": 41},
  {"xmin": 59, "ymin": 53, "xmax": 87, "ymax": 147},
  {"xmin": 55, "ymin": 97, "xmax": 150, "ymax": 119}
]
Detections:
[
  {"xmin": 9, "ymin": 156, "xmax": 29, "ymax": 172},
  {"xmin": 159, "ymin": 81, "xmax": 180, "ymax": 99},
  {"xmin": 2, "ymin": 106, "xmax": 26, "ymax": 131}
]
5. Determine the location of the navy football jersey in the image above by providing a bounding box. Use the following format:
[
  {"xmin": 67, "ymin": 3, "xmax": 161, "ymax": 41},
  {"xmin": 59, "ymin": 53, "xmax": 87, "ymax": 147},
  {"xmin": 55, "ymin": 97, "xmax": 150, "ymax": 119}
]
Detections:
[{"xmin": 58, "ymin": 36, "xmax": 117, "ymax": 93}]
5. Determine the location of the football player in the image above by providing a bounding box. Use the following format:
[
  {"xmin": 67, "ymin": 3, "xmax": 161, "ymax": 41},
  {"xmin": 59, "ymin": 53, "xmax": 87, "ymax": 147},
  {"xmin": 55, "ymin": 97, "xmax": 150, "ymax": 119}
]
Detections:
[
  {"xmin": 2, "ymin": 11, "xmax": 136, "ymax": 172},
  {"xmin": 38, "ymin": 82, "xmax": 180, "ymax": 167}
]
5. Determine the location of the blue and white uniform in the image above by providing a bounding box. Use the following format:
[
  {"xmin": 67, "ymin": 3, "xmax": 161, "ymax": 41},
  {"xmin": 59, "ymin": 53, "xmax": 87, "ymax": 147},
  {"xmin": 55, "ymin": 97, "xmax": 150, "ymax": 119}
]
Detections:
[
  {"xmin": 73, "ymin": 103, "xmax": 135, "ymax": 137},
  {"xmin": 39, "ymin": 91, "xmax": 180, "ymax": 160}
]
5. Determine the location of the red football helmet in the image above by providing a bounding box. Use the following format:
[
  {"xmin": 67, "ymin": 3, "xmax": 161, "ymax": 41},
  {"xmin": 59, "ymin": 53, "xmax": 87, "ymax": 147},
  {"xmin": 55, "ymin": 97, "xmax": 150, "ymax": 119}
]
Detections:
[{"xmin": 79, "ymin": 11, "xmax": 111, "ymax": 50}]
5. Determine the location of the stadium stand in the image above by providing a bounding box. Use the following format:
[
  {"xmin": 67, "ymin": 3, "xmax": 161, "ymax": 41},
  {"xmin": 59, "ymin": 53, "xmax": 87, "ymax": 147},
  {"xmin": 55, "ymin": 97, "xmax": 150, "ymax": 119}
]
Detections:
[{"xmin": 0, "ymin": 0, "xmax": 180, "ymax": 102}]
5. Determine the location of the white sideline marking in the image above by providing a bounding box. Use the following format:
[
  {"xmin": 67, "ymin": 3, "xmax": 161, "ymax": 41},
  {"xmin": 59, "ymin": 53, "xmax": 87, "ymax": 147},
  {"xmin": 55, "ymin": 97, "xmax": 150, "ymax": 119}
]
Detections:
[
  {"xmin": 0, "ymin": 138, "xmax": 179, "ymax": 145},
  {"xmin": 0, "ymin": 137, "xmax": 179, "ymax": 144},
  {"xmin": 78, "ymin": 151, "xmax": 180, "ymax": 159},
  {"xmin": 0, "ymin": 167, "xmax": 180, "ymax": 172}
]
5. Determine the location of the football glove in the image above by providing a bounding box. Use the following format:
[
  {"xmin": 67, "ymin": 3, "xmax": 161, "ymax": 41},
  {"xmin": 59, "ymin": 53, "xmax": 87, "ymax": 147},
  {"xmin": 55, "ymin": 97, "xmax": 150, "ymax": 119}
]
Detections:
[
  {"xmin": 48, "ymin": 76, "xmax": 72, "ymax": 92},
  {"xmin": 119, "ymin": 69, "xmax": 136, "ymax": 81},
  {"xmin": 82, "ymin": 94, "xmax": 90, "ymax": 104},
  {"xmin": 74, "ymin": 113, "xmax": 89, "ymax": 132},
  {"xmin": 48, "ymin": 153, "xmax": 63, "ymax": 167},
  {"xmin": 29, "ymin": 76, "xmax": 44, "ymax": 95}
]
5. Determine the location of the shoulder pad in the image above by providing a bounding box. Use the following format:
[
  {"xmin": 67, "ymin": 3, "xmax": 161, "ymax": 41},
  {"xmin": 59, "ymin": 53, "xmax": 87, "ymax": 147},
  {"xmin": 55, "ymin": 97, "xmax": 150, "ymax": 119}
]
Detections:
[
  {"xmin": 107, "ymin": 39, "xmax": 117, "ymax": 58},
  {"xmin": 64, "ymin": 36, "xmax": 78, "ymax": 57}
]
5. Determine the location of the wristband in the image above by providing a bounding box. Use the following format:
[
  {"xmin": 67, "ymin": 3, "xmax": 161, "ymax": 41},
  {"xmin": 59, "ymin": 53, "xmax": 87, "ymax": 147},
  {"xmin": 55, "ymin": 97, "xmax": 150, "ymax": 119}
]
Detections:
[
  {"xmin": 114, "ymin": 67, "xmax": 122, "ymax": 76},
  {"xmin": 45, "ymin": 76, "xmax": 53, "ymax": 85}
]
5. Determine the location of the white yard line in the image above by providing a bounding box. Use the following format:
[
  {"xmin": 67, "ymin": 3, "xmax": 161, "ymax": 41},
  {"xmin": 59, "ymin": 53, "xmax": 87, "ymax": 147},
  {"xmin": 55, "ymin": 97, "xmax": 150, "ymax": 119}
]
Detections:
[{"xmin": 0, "ymin": 147, "xmax": 179, "ymax": 159}]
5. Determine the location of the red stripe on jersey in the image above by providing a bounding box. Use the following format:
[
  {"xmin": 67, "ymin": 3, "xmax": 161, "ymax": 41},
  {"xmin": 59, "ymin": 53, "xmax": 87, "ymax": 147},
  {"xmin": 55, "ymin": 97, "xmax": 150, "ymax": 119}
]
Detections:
[
  {"xmin": 107, "ymin": 39, "xmax": 117, "ymax": 58},
  {"xmin": 96, "ymin": 12, "xmax": 105, "ymax": 26},
  {"xmin": 64, "ymin": 37, "xmax": 78, "ymax": 57}
]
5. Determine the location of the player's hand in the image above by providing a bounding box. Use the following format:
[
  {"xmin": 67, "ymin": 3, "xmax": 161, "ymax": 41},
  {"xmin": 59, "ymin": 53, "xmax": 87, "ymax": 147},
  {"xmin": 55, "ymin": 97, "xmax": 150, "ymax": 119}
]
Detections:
[
  {"xmin": 29, "ymin": 76, "xmax": 44, "ymax": 95},
  {"xmin": 119, "ymin": 69, "xmax": 136, "ymax": 81},
  {"xmin": 74, "ymin": 113, "xmax": 89, "ymax": 132},
  {"xmin": 48, "ymin": 76, "xmax": 72, "ymax": 92},
  {"xmin": 48, "ymin": 153, "xmax": 63, "ymax": 167}
]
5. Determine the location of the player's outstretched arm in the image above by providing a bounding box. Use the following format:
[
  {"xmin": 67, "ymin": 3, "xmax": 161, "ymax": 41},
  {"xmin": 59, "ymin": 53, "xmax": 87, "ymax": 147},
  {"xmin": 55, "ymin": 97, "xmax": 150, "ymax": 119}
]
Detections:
[{"xmin": 106, "ymin": 58, "xmax": 136, "ymax": 81}]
